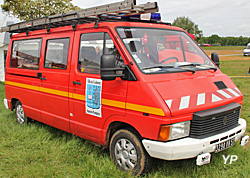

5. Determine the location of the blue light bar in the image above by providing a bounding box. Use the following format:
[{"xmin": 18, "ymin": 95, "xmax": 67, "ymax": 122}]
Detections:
[
  {"xmin": 150, "ymin": 13, "xmax": 161, "ymax": 21},
  {"xmin": 121, "ymin": 13, "xmax": 161, "ymax": 22}
]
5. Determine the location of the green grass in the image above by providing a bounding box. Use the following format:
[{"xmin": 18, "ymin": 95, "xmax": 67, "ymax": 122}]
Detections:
[
  {"xmin": 201, "ymin": 46, "xmax": 245, "ymax": 51},
  {"xmin": 1, "ymin": 60, "xmax": 250, "ymax": 178},
  {"xmin": 220, "ymin": 60, "xmax": 250, "ymax": 76}
]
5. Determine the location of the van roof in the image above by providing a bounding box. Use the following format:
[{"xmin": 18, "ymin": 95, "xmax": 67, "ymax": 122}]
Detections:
[{"xmin": 10, "ymin": 21, "xmax": 184, "ymax": 39}]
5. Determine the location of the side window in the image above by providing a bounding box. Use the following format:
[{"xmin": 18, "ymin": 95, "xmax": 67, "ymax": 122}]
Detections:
[
  {"xmin": 11, "ymin": 38, "xmax": 42, "ymax": 69},
  {"xmin": 44, "ymin": 38, "xmax": 70, "ymax": 69},
  {"xmin": 78, "ymin": 32, "xmax": 123, "ymax": 74}
]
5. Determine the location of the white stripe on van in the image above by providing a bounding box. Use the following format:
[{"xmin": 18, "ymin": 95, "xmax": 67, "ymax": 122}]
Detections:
[
  {"xmin": 227, "ymin": 88, "xmax": 240, "ymax": 96},
  {"xmin": 234, "ymin": 87, "xmax": 241, "ymax": 93},
  {"xmin": 179, "ymin": 96, "xmax": 190, "ymax": 110},
  {"xmin": 165, "ymin": 99, "xmax": 172, "ymax": 109},
  {"xmin": 212, "ymin": 94, "xmax": 222, "ymax": 102},
  {"xmin": 217, "ymin": 90, "xmax": 232, "ymax": 98},
  {"xmin": 164, "ymin": 88, "xmax": 241, "ymax": 111},
  {"xmin": 197, "ymin": 93, "xmax": 205, "ymax": 105}
]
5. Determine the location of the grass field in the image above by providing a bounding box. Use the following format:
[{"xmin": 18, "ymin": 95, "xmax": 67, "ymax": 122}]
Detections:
[
  {"xmin": 0, "ymin": 46, "xmax": 250, "ymax": 177},
  {"xmin": 201, "ymin": 46, "xmax": 245, "ymax": 51},
  {"xmin": 202, "ymin": 46, "xmax": 250, "ymax": 61}
]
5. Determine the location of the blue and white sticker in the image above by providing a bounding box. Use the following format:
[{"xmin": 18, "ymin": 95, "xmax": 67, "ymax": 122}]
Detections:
[{"xmin": 85, "ymin": 78, "xmax": 102, "ymax": 118}]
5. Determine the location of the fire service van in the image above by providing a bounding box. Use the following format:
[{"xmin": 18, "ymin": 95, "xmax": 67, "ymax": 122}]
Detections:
[{"xmin": 2, "ymin": 0, "xmax": 249, "ymax": 175}]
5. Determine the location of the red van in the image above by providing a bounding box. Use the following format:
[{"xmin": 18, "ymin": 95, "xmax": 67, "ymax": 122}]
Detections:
[{"xmin": 2, "ymin": 1, "xmax": 249, "ymax": 175}]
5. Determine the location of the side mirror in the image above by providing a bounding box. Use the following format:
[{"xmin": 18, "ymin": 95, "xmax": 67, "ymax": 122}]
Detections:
[
  {"xmin": 100, "ymin": 54, "xmax": 137, "ymax": 81},
  {"xmin": 101, "ymin": 54, "xmax": 127, "ymax": 81},
  {"xmin": 101, "ymin": 54, "xmax": 116, "ymax": 81},
  {"xmin": 211, "ymin": 52, "xmax": 220, "ymax": 68}
]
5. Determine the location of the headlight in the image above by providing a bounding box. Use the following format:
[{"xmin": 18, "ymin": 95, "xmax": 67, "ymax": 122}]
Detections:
[
  {"xmin": 169, "ymin": 121, "xmax": 190, "ymax": 140},
  {"xmin": 158, "ymin": 121, "xmax": 190, "ymax": 141}
]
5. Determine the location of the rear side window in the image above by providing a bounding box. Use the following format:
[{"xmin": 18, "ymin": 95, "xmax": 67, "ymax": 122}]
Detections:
[
  {"xmin": 44, "ymin": 38, "xmax": 70, "ymax": 69},
  {"xmin": 11, "ymin": 38, "xmax": 42, "ymax": 69}
]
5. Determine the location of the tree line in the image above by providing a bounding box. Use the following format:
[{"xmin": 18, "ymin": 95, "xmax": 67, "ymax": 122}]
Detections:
[
  {"xmin": 172, "ymin": 17, "xmax": 249, "ymax": 46},
  {"xmin": 198, "ymin": 35, "xmax": 250, "ymax": 46}
]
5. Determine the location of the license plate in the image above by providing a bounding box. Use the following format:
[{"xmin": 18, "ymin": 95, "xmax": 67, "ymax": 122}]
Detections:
[{"xmin": 215, "ymin": 138, "xmax": 235, "ymax": 153}]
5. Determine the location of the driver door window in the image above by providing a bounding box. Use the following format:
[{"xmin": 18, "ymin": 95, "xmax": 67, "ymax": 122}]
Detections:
[{"xmin": 78, "ymin": 32, "xmax": 123, "ymax": 74}]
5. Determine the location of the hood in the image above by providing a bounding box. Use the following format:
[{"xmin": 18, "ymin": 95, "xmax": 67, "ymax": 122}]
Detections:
[{"xmin": 153, "ymin": 74, "xmax": 243, "ymax": 116}]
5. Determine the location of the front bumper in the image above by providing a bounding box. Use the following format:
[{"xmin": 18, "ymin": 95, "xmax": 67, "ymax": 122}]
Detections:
[
  {"xmin": 142, "ymin": 118, "xmax": 247, "ymax": 160},
  {"xmin": 243, "ymin": 52, "xmax": 250, "ymax": 56}
]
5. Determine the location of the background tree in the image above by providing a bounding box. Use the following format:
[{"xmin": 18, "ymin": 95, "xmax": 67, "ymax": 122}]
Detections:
[
  {"xmin": 172, "ymin": 16, "xmax": 203, "ymax": 41},
  {"xmin": 199, "ymin": 35, "xmax": 250, "ymax": 46},
  {"xmin": 1, "ymin": 0, "xmax": 80, "ymax": 21},
  {"xmin": 207, "ymin": 34, "xmax": 221, "ymax": 45}
]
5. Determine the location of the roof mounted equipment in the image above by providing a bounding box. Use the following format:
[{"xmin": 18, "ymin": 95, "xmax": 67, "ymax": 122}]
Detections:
[{"xmin": 1, "ymin": 0, "xmax": 159, "ymax": 34}]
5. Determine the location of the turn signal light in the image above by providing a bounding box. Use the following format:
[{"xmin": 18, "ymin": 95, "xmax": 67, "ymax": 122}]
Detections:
[{"xmin": 158, "ymin": 125, "xmax": 170, "ymax": 141}]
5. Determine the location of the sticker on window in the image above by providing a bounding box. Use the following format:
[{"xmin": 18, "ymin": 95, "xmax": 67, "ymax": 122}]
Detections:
[
  {"xmin": 143, "ymin": 68, "xmax": 161, "ymax": 73},
  {"xmin": 85, "ymin": 78, "xmax": 102, "ymax": 118},
  {"xmin": 132, "ymin": 54, "xmax": 141, "ymax": 63}
]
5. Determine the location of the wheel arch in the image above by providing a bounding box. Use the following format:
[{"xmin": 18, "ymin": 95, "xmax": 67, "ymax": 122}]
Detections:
[
  {"xmin": 11, "ymin": 98, "xmax": 19, "ymax": 111},
  {"xmin": 103, "ymin": 120, "xmax": 142, "ymax": 148}
]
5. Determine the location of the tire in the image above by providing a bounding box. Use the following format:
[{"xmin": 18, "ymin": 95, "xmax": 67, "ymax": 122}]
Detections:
[
  {"xmin": 15, "ymin": 101, "xmax": 28, "ymax": 125},
  {"xmin": 109, "ymin": 129, "xmax": 152, "ymax": 176}
]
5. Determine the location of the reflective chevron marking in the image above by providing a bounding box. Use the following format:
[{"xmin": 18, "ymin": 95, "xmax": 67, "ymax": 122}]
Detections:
[
  {"xmin": 197, "ymin": 93, "xmax": 205, "ymax": 105},
  {"xmin": 165, "ymin": 87, "xmax": 241, "ymax": 111},
  {"xmin": 235, "ymin": 87, "xmax": 240, "ymax": 93},
  {"xmin": 165, "ymin": 99, "xmax": 173, "ymax": 109},
  {"xmin": 217, "ymin": 90, "xmax": 232, "ymax": 98},
  {"xmin": 212, "ymin": 94, "xmax": 222, "ymax": 102},
  {"xmin": 227, "ymin": 88, "xmax": 240, "ymax": 96},
  {"xmin": 179, "ymin": 96, "xmax": 190, "ymax": 110}
]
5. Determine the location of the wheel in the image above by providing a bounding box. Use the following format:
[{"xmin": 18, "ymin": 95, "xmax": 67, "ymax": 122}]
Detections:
[
  {"xmin": 15, "ymin": 101, "xmax": 28, "ymax": 124},
  {"xmin": 109, "ymin": 129, "xmax": 152, "ymax": 176},
  {"xmin": 160, "ymin": 56, "xmax": 179, "ymax": 64}
]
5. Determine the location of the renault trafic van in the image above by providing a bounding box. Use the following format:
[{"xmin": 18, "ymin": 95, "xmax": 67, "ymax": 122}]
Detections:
[{"xmin": 2, "ymin": 0, "xmax": 249, "ymax": 175}]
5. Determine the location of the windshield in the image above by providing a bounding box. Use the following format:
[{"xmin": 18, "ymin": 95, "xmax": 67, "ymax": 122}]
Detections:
[
  {"xmin": 246, "ymin": 45, "xmax": 250, "ymax": 49},
  {"xmin": 117, "ymin": 27, "xmax": 216, "ymax": 74}
]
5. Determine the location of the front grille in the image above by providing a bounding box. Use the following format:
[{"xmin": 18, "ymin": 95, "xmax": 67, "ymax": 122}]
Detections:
[{"xmin": 190, "ymin": 103, "xmax": 241, "ymax": 139}]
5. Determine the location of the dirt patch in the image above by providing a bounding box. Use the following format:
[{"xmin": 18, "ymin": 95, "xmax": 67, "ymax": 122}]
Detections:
[
  {"xmin": 204, "ymin": 50, "xmax": 250, "ymax": 61},
  {"xmin": 220, "ymin": 56, "xmax": 250, "ymax": 61},
  {"xmin": 205, "ymin": 50, "xmax": 242, "ymax": 56}
]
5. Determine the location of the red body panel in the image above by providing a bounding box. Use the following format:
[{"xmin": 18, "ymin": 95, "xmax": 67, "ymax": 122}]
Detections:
[{"xmin": 4, "ymin": 22, "xmax": 243, "ymax": 146}]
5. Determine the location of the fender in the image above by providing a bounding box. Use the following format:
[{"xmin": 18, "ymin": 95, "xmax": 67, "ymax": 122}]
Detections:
[{"xmin": 101, "ymin": 115, "xmax": 138, "ymax": 146}]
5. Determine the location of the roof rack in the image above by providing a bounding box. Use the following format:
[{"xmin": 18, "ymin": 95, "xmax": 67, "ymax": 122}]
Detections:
[{"xmin": 1, "ymin": 0, "xmax": 159, "ymax": 34}]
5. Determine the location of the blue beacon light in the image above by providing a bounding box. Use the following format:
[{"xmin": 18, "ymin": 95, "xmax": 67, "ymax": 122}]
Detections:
[{"xmin": 122, "ymin": 13, "xmax": 161, "ymax": 21}]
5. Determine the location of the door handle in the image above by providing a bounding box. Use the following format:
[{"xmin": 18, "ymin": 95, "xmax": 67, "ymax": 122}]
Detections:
[
  {"xmin": 73, "ymin": 81, "xmax": 81, "ymax": 85},
  {"xmin": 40, "ymin": 77, "xmax": 47, "ymax": 80},
  {"xmin": 37, "ymin": 72, "xmax": 46, "ymax": 80}
]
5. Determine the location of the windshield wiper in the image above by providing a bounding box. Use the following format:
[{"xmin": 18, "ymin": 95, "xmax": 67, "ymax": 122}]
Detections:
[
  {"xmin": 142, "ymin": 63, "xmax": 217, "ymax": 74},
  {"xmin": 204, "ymin": 66, "xmax": 217, "ymax": 72},
  {"xmin": 174, "ymin": 62, "xmax": 201, "ymax": 68},
  {"xmin": 197, "ymin": 65, "xmax": 218, "ymax": 72},
  {"xmin": 172, "ymin": 62, "xmax": 201, "ymax": 74},
  {"xmin": 142, "ymin": 64, "xmax": 174, "ymax": 70},
  {"xmin": 177, "ymin": 68, "xmax": 196, "ymax": 74}
]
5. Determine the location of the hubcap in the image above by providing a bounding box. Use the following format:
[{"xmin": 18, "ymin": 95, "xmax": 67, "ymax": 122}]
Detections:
[
  {"xmin": 115, "ymin": 138, "xmax": 137, "ymax": 170},
  {"xmin": 16, "ymin": 105, "xmax": 25, "ymax": 124}
]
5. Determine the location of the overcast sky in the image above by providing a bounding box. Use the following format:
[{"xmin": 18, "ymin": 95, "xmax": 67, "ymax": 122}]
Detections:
[
  {"xmin": 72, "ymin": 0, "xmax": 250, "ymax": 37},
  {"xmin": 0, "ymin": 0, "xmax": 249, "ymax": 37}
]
